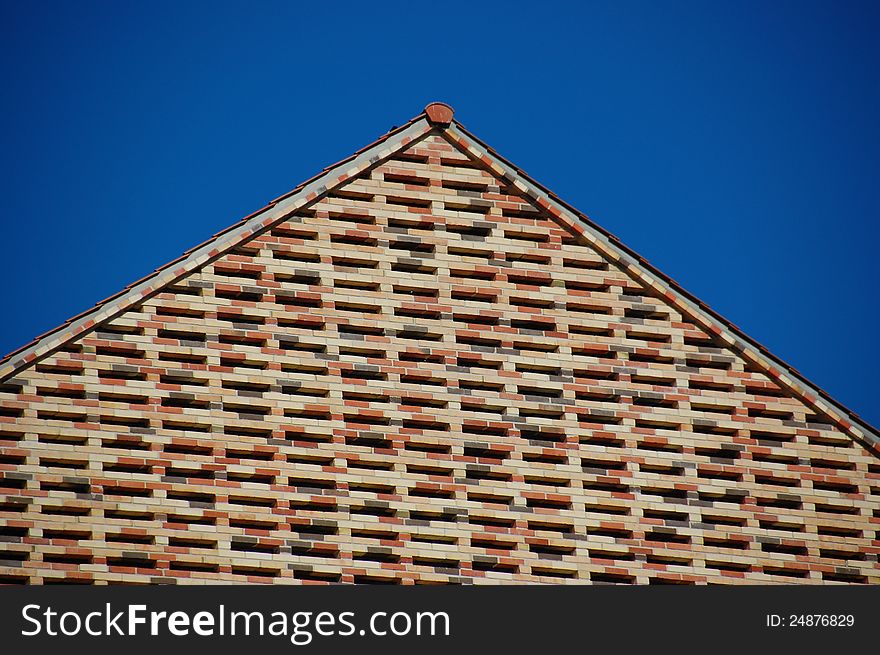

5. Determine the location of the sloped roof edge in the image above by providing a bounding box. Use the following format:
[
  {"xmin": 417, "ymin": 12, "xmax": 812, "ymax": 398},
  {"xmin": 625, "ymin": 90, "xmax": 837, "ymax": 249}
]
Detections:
[
  {"xmin": 0, "ymin": 113, "xmax": 435, "ymax": 378},
  {"xmin": 439, "ymin": 120, "xmax": 880, "ymax": 451},
  {"xmin": 2, "ymin": 104, "xmax": 877, "ymax": 452}
]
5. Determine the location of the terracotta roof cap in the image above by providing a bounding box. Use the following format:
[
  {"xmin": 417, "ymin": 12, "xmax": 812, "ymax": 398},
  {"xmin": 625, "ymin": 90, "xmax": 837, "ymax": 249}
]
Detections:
[{"xmin": 425, "ymin": 102, "xmax": 454, "ymax": 125}]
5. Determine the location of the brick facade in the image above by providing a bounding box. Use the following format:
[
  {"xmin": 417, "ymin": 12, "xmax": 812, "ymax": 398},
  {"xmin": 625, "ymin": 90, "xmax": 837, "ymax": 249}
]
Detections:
[{"xmin": 1, "ymin": 106, "xmax": 878, "ymax": 584}]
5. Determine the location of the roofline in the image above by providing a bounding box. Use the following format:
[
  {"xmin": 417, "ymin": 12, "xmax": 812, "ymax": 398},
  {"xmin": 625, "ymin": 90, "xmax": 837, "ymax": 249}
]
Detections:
[
  {"xmin": 2, "ymin": 104, "xmax": 876, "ymax": 454},
  {"xmin": 0, "ymin": 113, "xmax": 436, "ymax": 377},
  {"xmin": 439, "ymin": 119, "xmax": 880, "ymax": 452}
]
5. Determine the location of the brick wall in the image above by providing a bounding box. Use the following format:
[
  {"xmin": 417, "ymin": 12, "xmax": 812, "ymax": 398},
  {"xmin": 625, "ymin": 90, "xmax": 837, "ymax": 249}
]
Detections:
[{"xmin": 1, "ymin": 129, "xmax": 878, "ymax": 584}]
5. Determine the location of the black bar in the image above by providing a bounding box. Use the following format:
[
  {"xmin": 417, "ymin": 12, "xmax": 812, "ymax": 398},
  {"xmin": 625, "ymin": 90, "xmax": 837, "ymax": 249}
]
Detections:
[{"xmin": 0, "ymin": 585, "xmax": 875, "ymax": 653}]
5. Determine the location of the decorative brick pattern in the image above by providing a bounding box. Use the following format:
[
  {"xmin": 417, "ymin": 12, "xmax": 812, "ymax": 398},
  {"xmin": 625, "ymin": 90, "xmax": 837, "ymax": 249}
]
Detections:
[{"xmin": 1, "ymin": 114, "xmax": 878, "ymax": 585}]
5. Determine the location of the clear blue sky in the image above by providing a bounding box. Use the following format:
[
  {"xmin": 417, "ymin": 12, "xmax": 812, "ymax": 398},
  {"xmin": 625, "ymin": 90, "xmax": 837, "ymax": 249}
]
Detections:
[{"xmin": 1, "ymin": 1, "xmax": 878, "ymax": 427}]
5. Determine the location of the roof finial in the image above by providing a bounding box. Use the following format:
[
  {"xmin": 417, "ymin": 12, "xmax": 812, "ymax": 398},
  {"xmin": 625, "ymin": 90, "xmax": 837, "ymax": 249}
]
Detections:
[{"xmin": 425, "ymin": 102, "xmax": 454, "ymax": 125}]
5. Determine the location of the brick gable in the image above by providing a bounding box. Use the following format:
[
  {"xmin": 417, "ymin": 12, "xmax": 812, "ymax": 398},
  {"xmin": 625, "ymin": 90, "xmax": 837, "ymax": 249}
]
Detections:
[{"xmin": 1, "ymin": 109, "xmax": 877, "ymax": 584}]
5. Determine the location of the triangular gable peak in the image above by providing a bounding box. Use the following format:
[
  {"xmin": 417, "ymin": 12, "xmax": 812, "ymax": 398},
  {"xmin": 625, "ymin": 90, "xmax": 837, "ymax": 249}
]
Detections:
[
  {"xmin": 3, "ymin": 102, "xmax": 876, "ymax": 453},
  {"xmin": 3, "ymin": 103, "xmax": 880, "ymax": 585}
]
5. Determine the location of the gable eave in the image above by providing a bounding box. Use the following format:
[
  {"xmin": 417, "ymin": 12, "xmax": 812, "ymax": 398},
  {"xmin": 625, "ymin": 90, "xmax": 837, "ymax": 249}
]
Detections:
[
  {"xmin": 2, "ymin": 105, "xmax": 876, "ymax": 453},
  {"xmin": 439, "ymin": 119, "xmax": 880, "ymax": 451},
  {"xmin": 0, "ymin": 113, "xmax": 436, "ymax": 380}
]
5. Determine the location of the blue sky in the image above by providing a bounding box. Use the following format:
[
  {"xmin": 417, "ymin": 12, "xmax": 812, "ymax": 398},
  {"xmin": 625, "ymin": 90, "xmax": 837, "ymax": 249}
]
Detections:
[{"xmin": 1, "ymin": 1, "xmax": 878, "ymax": 426}]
